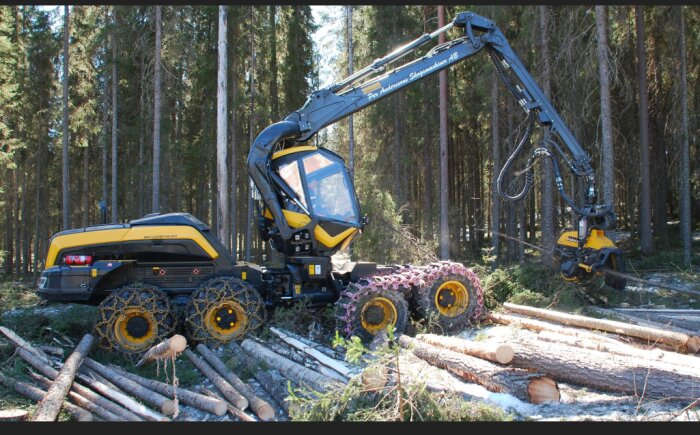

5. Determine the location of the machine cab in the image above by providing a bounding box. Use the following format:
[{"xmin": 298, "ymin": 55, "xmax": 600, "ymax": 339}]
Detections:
[{"xmin": 263, "ymin": 146, "xmax": 362, "ymax": 256}]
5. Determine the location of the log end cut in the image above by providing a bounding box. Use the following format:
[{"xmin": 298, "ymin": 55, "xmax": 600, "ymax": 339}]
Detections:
[
  {"xmin": 0, "ymin": 409, "xmax": 29, "ymax": 421},
  {"xmin": 494, "ymin": 344, "xmax": 515, "ymax": 365},
  {"xmin": 686, "ymin": 336, "xmax": 700, "ymax": 354},
  {"xmin": 256, "ymin": 403, "xmax": 276, "ymax": 422},
  {"xmin": 527, "ymin": 377, "xmax": 560, "ymax": 404}
]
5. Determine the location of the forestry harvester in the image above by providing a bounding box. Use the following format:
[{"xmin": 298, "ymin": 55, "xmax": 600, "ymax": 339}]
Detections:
[{"xmin": 37, "ymin": 11, "xmax": 626, "ymax": 357}]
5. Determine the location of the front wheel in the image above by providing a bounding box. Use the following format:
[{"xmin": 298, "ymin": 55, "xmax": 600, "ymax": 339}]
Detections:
[
  {"xmin": 184, "ymin": 276, "xmax": 265, "ymax": 346},
  {"xmin": 414, "ymin": 273, "xmax": 483, "ymax": 333},
  {"xmin": 94, "ymin": 283, "xmax": 177, "ymax": 359}
]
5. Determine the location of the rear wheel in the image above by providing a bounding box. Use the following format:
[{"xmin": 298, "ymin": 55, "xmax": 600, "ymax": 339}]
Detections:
[
  {"xmin": 414, "ymin": 274, "xmax": 482, "ymax": 333},
  {"xmin": 336, "ymin": 286, "xmax": 409, "ymax": 342},
  {"xmin": 184, "ymin": 276, "xmax": 265, "ymax": 346},
  {"xmin": 94, "ymin": 283, "xmax": 177, "ymax": 359}
]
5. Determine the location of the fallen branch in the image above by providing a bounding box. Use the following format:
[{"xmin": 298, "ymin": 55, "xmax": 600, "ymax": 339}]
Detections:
[
  {"xmin": 33, "ymin": 334, "xmax": 95, "ymax": 422},
  {"xmin": 183, "ymin": 348, "xmax": 248, "ymax": 411},
  {"xmin": 503, "ymin": 303, "xmax": 700, "ymax": 353},
  {"xmin": 0, "ymin": 326, "xmax": 51, "ymax": 364},
  {"xmin": 0, "ymin": 371, "xmax": 93, "ymax": 422},
  {"xmin": 195, "ymin": 344, "xmax": 275, "ymax": 421}
]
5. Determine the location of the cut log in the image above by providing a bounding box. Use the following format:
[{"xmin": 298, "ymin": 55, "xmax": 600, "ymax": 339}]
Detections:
[
  {"xmin": 83, "ymin": 358, "xmax": 177, "ymax": 417},
  {"xmin": 228, "ymin": 340, "xmax": 260, "ymax": 371},
  {"xmin": 0, "ymin": 371, "xmax": 93, "ymax": 422},
  {"xmin": 107, "ymin": 364, "xmax": 227, "ymax": 417},
  {"xmin": 271, "ymin": 327, "xmax": 343, "ymax": 360},
  {"xmin": 0, "ymin": 409, "xmax": 28, "ymax": 421},
  {"xmin": 613, "ymin": 308, "xmax": 700, "ymax": 332},
  {"xmin": 30, "ymin": 371, "xmax": 124, "ymax": 421},
  {"xmin": 360, "ymin": 362, "xmax": 392, "ymax": 392},
  {"xmin": 253, "ymin": 369, "xmax": 296, "ymax": 414},
  {"xmin": 503, "ymin": 302, "xmax": 700, "ymax": 353},
  {"xmin": 506, "ymin": 334, "xmax": 700, "ymax": 400},
  {"xmin": 0, "ymin": 326, "xmax": 51, "ymax": 363},
  {"xmin": 183, "ymin": 348, "xmax": 248, "ymax": 410},
  {"xmin": 416, "ymin": 334, "xmax": 514, "ymax": 364},
  {"xmin": 16, "ymin": 348, "xmax": 143, "ymax": 421},
  {"xmin": 270, "ymin": 326, "xmax": 355, "ymax": 378},
  {"xmin": 37, "ymin": 345, "xmax": 65, "ymax": 358},
  {"xmin": 33, "ymin": 333, "xmax": 95, "ymax": 422},
  {"xmin": 535, "ymin": 330, "xmax": 700, "ymax": 370},
  {"xmin": 195, "ymin": 344, "xmax": 275, "ymax": 421},
  {"xmin": 265, "ymin": 341, "xmax": 309, "ymax": 366},
  {"xmin": 398, "ymin": 335, "xmax": 560, "ymax": 404},
  {"xmin": 318, "ymin": 364, "xmax": 349, "ymax": 384},
  {"xmin": 489, "ymin": 311, "xmax": 645, "ymax": 346},
  {"xmin": 241, "ymin": 339, "xmax": 342, "ymax": 393},
  {"xmin": 199, "ymin": 387, "xmax": 258, "ymax": 422},
  {"xmin": 135, "ymin": 334, "xmax": 187, "ymax": 367},
  {"xmin": 587, "ymin": 306, "xmax": 700, "ymax": 336}
]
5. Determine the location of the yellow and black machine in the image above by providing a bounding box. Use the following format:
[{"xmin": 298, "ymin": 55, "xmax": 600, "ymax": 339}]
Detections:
[{"xmin": 38, "ymin": 11, "xmax": 625, "ymax": 357}]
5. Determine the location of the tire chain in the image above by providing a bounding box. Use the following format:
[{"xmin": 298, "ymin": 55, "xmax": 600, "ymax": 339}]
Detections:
[
  {"xmin": 94, "ymin": 283, "xmax": 176, "ymax": 354},
  {"xmin": 335, "ymin": 260, "xmax": 485, "ymax": 337}
]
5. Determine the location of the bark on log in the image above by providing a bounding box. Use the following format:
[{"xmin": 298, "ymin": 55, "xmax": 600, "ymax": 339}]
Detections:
[
  {"xmin": 228, "ymin": 340, "xmax": 260, "ymax": 371},
  {"xmin": 613, "ymin": 308, "xmax": 700, "ymax": 332},
  {"xmin": 241, "ymin": 338, "xmax": 342, "ymax": 393},
  {"xmin": 16, "ymin": 348, "xmax": 143, "ymax": 421},
  {"xmin": 0, "ymin": 371, "xmax": 93, "ymax": 421},
  {"xmin": 398, "ymin": 335, "xmax": 560, "ymax": 404},
  {"xmin": 488, "ymin": 311, "xmax": 639, "ymax": 345},
  {"xmin": 587, "ymin": 306, "xmax": 700, "ymax": 336},
  {"xmin": 271, "ymin": 327, "xmax": 342, "ymax": 359},
  {"xmin": 0, "ymin": 409, "xmax": 29, "ymax": 421},
  {"xmin": 37, "ymin": 345, "xmax": 65, "ymax": 358},
  {"xmin": 535, "ymin": 330, "xmax": 700, "ymax": 369},
  {"xmin": 416, "ymin": 334, "xmax": 514, "ymax": 364},
  {"xmin": 108, "ymin": 364, "xmax": 227, "ymax": 417},
  {"xmin": 318, "ymin": 364, "xmax": 349, "ymax": 384},
  {"xmin": 506, "ymin": 335, "xmax": 700, "ymax": 400},
  {"xmin": 33, "ymin": 333, "xmax": 95, "ymax": 421},
  {"xmin": 135, "ymin": 334, "xmax": 187, "ymax": 367},
  {"xmin": 503, "ymin": 302, "xmax": 700, "ymax": 353},
  {"xmin": 0, "ymin": 326, "xmax": 51, "ymax": 363},
  {"xmin": 265, "ymin": 341, "xmax": 308, "ymax": 366},
  {"xmin": 83, "ymin": 358, "xmax": 177, "ymax": 417},
  {"xmin": 183, "ymin": 348, "xmax": 248, "ymax": 410},
  {"xmin": 270, "ymin": 326, "xmax": 354, "ymax": 378},
  {"xmin": 195, "ymin": 344, "xmax": 275, "ymax": 421},
  {"xmin": 30, "ymin": 371, "xmax": 124, "ymax": 421},
  {"xmin": 253, "ymin": 369, "xmax": 292, "ymax": 413},
  {"xmin": 199, "ymin": 387, "xmax": 258, "ymax": 422}
]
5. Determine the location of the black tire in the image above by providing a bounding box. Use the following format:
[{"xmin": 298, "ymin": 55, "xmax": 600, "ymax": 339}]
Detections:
[
  {"xmin": 184, "ymin": 276, "xmax": 265, "ymax": 346},
  {"xmin": 94, "ymin": 283, "xmax": 177, "ymax": 359},
  {"xmin": 336, "ymin": 286, "xmax": 409, "ymax": 343},
  {"xmin": 413, "ymin": 274, "xmax": 482, "ymax": 333}
]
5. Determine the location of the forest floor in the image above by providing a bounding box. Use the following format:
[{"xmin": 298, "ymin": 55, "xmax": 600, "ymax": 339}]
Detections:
[{"xmin": 0, "ymin": 233, "xmax": 698, "ymax": 422}]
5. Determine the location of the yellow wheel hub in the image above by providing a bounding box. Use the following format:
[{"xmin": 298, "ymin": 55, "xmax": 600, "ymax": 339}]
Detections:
[
  {"xmin": 205, "ymin": 302, "xmax": 248, "ymax": 340},
  {"xmin": 114, "ymin": 308, "xmax": 157, "ymax": 351},
  {"xmin": 434, "ymin": 281, "xmax": 469, "ymax": 318},
  {"xmin": 360, "ymin": 297, "xmax": 398, "ymax": 334}
]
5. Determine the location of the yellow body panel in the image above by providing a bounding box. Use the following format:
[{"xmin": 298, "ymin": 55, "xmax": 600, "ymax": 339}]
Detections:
[
  {"xmin": 315, "ymin": 226, "xmax": 358, "ymax": 249},
  {"xmin": 263, "ymin": 207, "xmax": 357, "ymax": 249},
  {"xmin": 271, "ymin": 145, "xmax": 318, "ymax": 160},
  {"xmin": 557, "ymin": 229, "xmax": 616, "ymax": 250},
  {"xmin": 263, "ymin": 208, "xmax": 312, "ymax": 229},
  {"xmin": 46, "ymin": 225, "xmax": 219, "ymax": 267}
]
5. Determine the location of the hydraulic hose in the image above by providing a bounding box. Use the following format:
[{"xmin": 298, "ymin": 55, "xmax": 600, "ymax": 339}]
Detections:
[{"xmin": 496, "ymin": 111, "xmax": 537, "ymax": 201}]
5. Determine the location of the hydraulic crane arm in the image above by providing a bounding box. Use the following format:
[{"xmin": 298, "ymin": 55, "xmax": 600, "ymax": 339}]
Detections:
[{"xmin": 249, "ymin": 11, "xmax": 615, "ymax": 243}]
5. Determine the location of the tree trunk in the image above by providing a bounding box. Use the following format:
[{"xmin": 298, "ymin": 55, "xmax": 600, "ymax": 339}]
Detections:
[
  {"xmin": 491, "ymin": 70, "xmax": 501, "ymax": 263},
  {"xmin": 398, "ymin": 335, "xmax": 560, "ymax": 404},
  {"xmin": 16, "ymin": 348, "xmax": 143, "ymax": 421},
  {"xmin": 62, "ymin": 5, "xmax": 70, "ymax": 231},
  {"xmin": 83, "ymin": 358, "xmax": 177, "ymax": 416},
  {"xmin": 101, "ymin": 83, "xmax": 109, "ymax": 223},
  {"xmin": 111, "ymin": 7, "xmax": 118, "ymax": 223},
  {"xmin": 595, "ymin": 5, "xmax": 615, "ymax": 208},
  {"xmin": 416, "ymin": 333, "xmax": 514, "ymax": 364},
  {"xmin": 152, "ymin": 5, "xmax": 162, "ymax": 214},
  {"xmin": 438, "ymin": 5, "xmax": 449, "ymax": 260},
  {"xmin": 183, "ymin": 348, "xmax": 248, "ymax": 410},
  {"xmin": 195, "ymin": 344, "xmax": 275, "ymax": 421},
  {"xmin": 108, "ymin": 364, "xmax": 227, "ymax": 417},
  {"xmin": 503, "ymin": 302, "xmax": 700, "ymax": 353},
  {"xmin": 0, "ymin": 372, "xmax": 93, "ymax": 422},
  {"xmin": 636, "ymin": 6, "xmax": 653, "ymax": 255},
  {"xmin": 347, "ymin": 5, "xmax": 355, "ymax": 182},
  {"xmin": 269, "ymin": 5, "xmax": 278, "ymax": 121},
  {"xmin": 241, "ymin": 338, "xmax": 341, "ymax": 393},
  {"xmin": 216, "ymin": 5, "xmax": 229, "ymax": 246},
  {"xmin": 507, "ymin": 335, "xmax": 700, "ymax": 400},
  {"xmin": 677, "ymin": 5, "xmax": 691, "ymax": 266},
  {"xmin": 538, "ymin": 5, "xmax": 555, "ymax": 268},
  {"xmin": 135, "ymin": 334, "xmax": 187, "ymax": 367},
  {"xmin": 33, "ymin": 334, "xmax": 94, "ymax": 421}
]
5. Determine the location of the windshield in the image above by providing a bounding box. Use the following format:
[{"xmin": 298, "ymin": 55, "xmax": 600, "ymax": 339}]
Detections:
[{"xmin": 303, "ymin": 153, "xmax": 359, "ymax": 224}]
